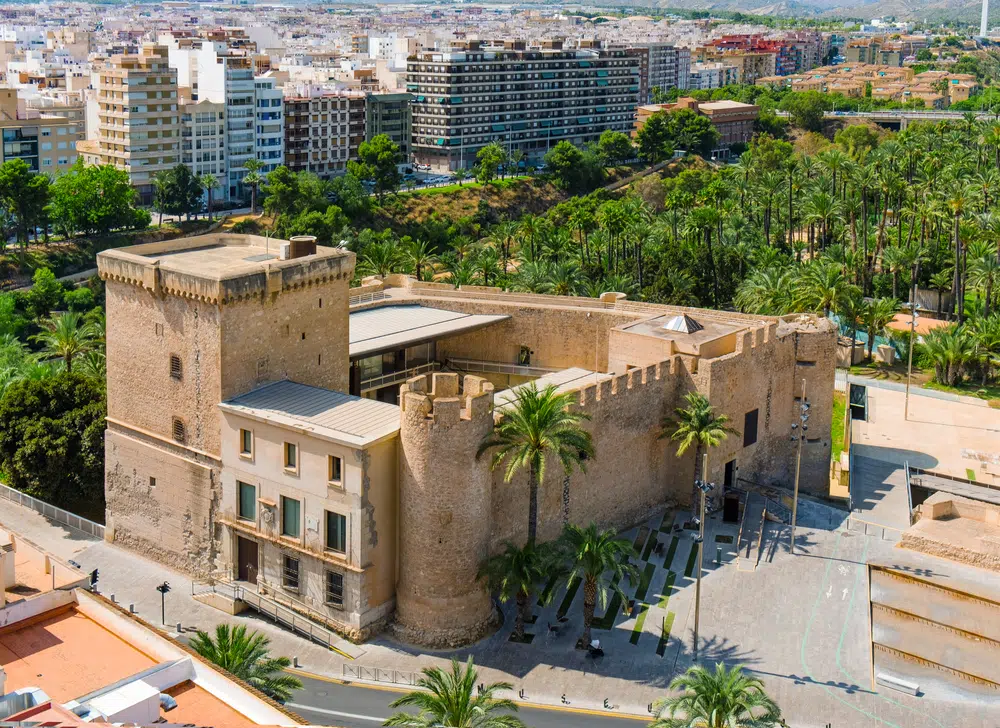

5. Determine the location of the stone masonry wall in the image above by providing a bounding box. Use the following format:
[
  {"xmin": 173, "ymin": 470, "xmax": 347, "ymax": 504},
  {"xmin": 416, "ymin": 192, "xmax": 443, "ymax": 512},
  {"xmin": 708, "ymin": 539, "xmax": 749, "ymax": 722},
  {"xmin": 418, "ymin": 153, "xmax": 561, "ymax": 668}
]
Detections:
[{"xmin": 395, "ymin": 373, "xmax": 497, "ymax": 647}]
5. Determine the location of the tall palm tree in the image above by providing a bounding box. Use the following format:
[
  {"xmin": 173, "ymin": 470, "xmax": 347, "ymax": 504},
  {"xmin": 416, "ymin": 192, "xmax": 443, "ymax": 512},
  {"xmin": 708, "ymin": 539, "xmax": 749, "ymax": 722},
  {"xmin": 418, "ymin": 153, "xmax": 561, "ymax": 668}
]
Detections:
[
  {"xmin": 477, "ymin": 541, "xmax": 548, "ymax": 642},
  {"xmin": 243, "ymin": 158, "xmax": 263, "ymax": 214},
  {"xmin": 555, "ymin": 522, "xmax": 637, "ymax": 650},
  {"xmin": 477, "ymin": 384, "xmax": 594, "ymax": 545},
  {"xmin": 189, "ymin": 624, "xmax": 302, "ymax": 703},
  {"xmin": 929, "ymin": 269, "xmax": 953, "ymax": 315},
  {"xmin": 651, "ymin": 663, "xmax": 782, "ymax": 728},
  {"xmin": 734, "ymin": 268, "xmax": 795, "ymax": 315},
  {"xmin": 31, "ymin": 312, "xmax": 98, "ymax": 373},
  {"xmin": 201, "ymin": 174, "xmax": 221, "ymax": 221},
  {"xmin": 860, "ymin": 297, "xmax": 900, "ymax": 360},
  {"xmin": 385, "ymin": 658, "xmax": 524, "ymax": 728},
  {"xmin": 660, "ymin": 392, "xmax": 737, "ymax": 503},
  {"xmin": 970, "ymin": 252, "xmax": 1000, "ymax": 317},
  {"xmin": 405, "ymin": 238, "xmax": 437, "ymax": 281},
  {"xmin": 793, "ymin": 262, "xmax": 860, "ymax": 317},
  {"xmin": 358, "ymin": 241, "xmax": 404, "ymax": 277}
]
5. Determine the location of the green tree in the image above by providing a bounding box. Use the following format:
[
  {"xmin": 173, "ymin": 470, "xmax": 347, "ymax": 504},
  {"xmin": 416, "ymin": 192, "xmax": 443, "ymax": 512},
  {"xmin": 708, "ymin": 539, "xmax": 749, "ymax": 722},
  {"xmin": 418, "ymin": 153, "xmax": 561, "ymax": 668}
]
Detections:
[
  {"xmin": 778, "ymin": 91, "xmax": 832, "ymax": 132},
  {"xmin": 0, "ymin": 372, "xmax": 106, "ymax": 513},
  {"xmin": 476, "ymin": 141, "xmax": 507, "ymax": 186},
  {"xmin": 636, "ymin": 112, "xmax": 675, "ymax": 163},
  {"xmin": 555, "ymin": 522, "xmax": 638, "ymax": 649},
  {"xmin": 477, "ymin": 541, "xmax": 548, "ymax": 642},
  {"xmin": 596, "ymin": 130, "xmax": 635, "ymax": 165},
  {"xmin": 49, "ymin": 162, "xmax": 143, "ymax": 237},
  {"xmin": 477, "ymin": 384, "xmax": 594, "ymax": 545},
  {"xmin": 920, "ymin": 325, "xmax": 976, "ymax": 386},
  {"xmin": 860, "ymin": 297, "xmax": 900, "ymax": 359},
  {"xmin": 543, "ymin": 141, "xmax": 606, "ymax": 193},
  {"xmin": 201, "ymin": 173, "xmax": 221, "ymax": 221},
  {"xmin": 664, "ymin": 108, "xmax": 721, "ymax": 157},
  {"xmin": 0, "ymin": 158, "xmax": 50, "ymax": 261},
  {"xmin": 794, "ymin": 263, "xmax": 860, "ymax": 317},
  {"xmin": 31, "ymin": 312, "xmax": 99, "ymax": 373},
  {"xmin": 242, "ymin": 158, "xmax": 263, "ymax": 213},
  {"xmin": 386, "ymin": 658, "xmax": 524, "ymax": 728},
  {"xmin": 651, "ymin": 663, "xmax": 782, "ymax": 728},
  {"xmin": 350, "ymin": 135, "xmax": 402, "ymax": 202},
  {"xmin": 189, "ymin": 624, "xmax": 302, "ymax": 703},
  {"xmin": 24, "ymin": 268, "xmax": 64, "ymax": 320},
  {"xmin": 660, "ymin": 391, "xmax": 737, "ymax": 501}
]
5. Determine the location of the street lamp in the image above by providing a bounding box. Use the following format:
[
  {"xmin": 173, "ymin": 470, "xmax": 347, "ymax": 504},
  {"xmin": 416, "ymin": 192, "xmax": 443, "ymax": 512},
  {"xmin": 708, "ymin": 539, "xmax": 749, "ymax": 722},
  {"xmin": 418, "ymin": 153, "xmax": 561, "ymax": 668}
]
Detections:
[
  {"xmin": 156, "ymin": 581, "xmax": 171, "ymax": 625},
  {"xmin": 902, "ymin": 299, "xmax": 921, "ymax": 422},
  {"xmin": 692, "ymin": 452, "xmax": 714, "ymax": 663},
  {"xmin": 790, "ymin": 379, "xmax": 808, "ymax": 553}
]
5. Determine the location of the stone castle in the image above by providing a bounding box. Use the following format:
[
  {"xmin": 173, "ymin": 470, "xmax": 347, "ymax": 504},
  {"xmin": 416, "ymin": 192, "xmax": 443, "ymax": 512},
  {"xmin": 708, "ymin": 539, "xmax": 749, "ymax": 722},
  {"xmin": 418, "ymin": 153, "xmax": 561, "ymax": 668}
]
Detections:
[{"xmin": 97, "ymin": 234, "xmax": 836, "ymax": 646}]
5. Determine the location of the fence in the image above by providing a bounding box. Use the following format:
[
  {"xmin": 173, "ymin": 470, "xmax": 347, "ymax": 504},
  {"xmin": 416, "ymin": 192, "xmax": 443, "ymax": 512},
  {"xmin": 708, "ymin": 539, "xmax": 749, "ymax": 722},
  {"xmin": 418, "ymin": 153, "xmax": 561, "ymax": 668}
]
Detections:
[
  {"xmin": 0, "ymin": 482, "xmax": 105, "ymax": 539},
  {"xmin": 343, "ymin": 664, "xmax": 420, "ymax": 686},
  {"xmin": 349, "ymin": 290, "xmax": 387, "ymax": 307}
]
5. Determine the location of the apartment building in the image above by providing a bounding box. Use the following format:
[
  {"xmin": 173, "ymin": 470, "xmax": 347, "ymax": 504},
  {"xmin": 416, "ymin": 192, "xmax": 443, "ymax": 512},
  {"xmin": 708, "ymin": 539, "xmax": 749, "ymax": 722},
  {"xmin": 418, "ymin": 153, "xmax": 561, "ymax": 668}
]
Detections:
[
  {"xmin": 91, "ymin": 44, "xmax": 179, "ymax": 203},
  {"xmin": 407, "ymin": 39, "xmax": 640, "ymax": 171},
  {"xmin": 366, "ymin": 92, "xmax": 412, "ymax": 168},
  {"xmin": 284, "ymin": 91, "xmax": 361, "ymax": 178},
  {"xmin": 844, "ymin": 39, "xmax": 903, "ymax": 66},
  {"xmin": 254, "ymin": 74, "xmax": 284, "ymax": 172},
  {"xmin": 0, "ymin": 86, "xmax": 82, "ymax": 173},
  {"xmin": 179, "ymin": 97, "xmax": 225, "ymax": 192},
  {"xmin": 625, "ymin": 42, "xmax": 690, "ymax": 103},
  {"xmin": 635, "ymin": 97, "xmax": 759, "ymax": 155},
  {"xmin": 688, "ymin": 62, "xmax": 740, "ymax": 90}
]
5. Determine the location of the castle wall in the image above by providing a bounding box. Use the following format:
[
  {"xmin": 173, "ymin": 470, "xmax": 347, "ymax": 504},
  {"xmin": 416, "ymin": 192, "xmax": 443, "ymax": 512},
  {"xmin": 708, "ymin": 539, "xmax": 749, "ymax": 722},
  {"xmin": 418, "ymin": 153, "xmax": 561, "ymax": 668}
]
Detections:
[
  {"xmin": 395, "ymin": 374, "xmax": 496, "ymax": 647},
  {"xmin": 219, "ymin": 275, "xmax": 351, "ymax": 399},
  {"xmin": 104, "ymin": 426, "xmax": 219, "ymax": 576}
]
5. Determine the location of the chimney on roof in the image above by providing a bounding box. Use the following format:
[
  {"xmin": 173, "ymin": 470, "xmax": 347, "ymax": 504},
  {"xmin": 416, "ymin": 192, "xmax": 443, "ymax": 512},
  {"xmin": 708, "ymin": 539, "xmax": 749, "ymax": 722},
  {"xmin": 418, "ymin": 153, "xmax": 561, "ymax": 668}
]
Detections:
[{"xmin": 288, "ymin": 235, "xmax": 318, "ymax": 259}]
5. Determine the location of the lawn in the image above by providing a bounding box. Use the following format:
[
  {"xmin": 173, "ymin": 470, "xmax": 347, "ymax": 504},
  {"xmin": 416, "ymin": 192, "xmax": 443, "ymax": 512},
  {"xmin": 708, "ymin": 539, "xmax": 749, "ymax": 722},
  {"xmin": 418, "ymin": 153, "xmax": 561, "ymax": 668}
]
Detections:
[{"xmin": 831, "ymin": 391, "xmax": 847, "ymax": 463}]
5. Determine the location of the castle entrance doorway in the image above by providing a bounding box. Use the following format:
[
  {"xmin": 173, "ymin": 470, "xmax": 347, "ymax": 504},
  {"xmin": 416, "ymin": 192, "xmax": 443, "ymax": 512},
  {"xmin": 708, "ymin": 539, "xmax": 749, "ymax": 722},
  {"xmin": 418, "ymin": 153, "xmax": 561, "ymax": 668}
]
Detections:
[{"xmin": 237, "ymin": 536, "xmax": 259, "ymax": 585}]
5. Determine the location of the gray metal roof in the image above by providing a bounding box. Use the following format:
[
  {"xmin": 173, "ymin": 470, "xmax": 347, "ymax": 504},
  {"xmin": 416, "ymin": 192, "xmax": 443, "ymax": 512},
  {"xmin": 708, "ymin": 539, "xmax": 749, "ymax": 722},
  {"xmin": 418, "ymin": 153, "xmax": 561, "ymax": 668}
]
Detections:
[
  {"xmin": 220, "ymin": 380, "xmax": 400, "ymax": 448},
  {"xmin": 349, "ymin": 305, "xmax": 509, "ymax": 358},
  {"xmin": 495, "ymin": 368, "xmax": 612, "ymax": 410}
]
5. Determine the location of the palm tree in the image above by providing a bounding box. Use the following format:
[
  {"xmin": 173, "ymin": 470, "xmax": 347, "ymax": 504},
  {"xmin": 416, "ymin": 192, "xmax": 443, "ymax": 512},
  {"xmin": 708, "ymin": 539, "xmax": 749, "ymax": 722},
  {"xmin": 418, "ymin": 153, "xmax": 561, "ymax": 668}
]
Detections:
[
  {"xmin": 189, "ymin": 624, "xmax": 302, "ymax": 703},
  {"xmin": 201, "ymin": 174, "xmax": 221, "ymax": 221},
  {"xmin": 555, "ymin": 522, "xmax": 637, "ymax": 650},
  {"xmin": 385, "ymin": 658, "xmax": 524, "ymax": 728},
  {"xmin": 358, "ymin": 241, "xmax": 404, "ymax": 277},
  {"xmin": 477, "ymin": 541, "xmax": 548, "ymax": 642},
  {"xmin": 929, "ymin": 269, "xmax": 953, "ymax": 315},
  {"xmin": 651, "ymin": 663, "xmax": 782, "ymax": 728},
  {"xmin": 734, "ymin": 268, "xmax": 795, "ymax": 315},
  {"xmin": 477, "ymin": 384, "xmax": 594, "ymax": 545},
  {"xmin": 793, "ymin": 262, "xmax": 860, "ymax": 317},
  {"xmin": 31, "ymin": 312, "xmax": 98, "ymax": 373},
  {"xmin": 405, "ymin": 238, "xmax": 437, "ymax": 281},
  {"xmin": 860, "ymin": 297, "xmax": 899, "ymax": 360},
  {"xmin": 970, "ymin": 252, "xmax": 1000, "ymax": 317},
  {"xmin": 242, "ymin": 158, "xmax": 263, "ymax": 214},
  {"xmin": 454, "ymin": 168, "xmax": 470, "ymax": 186},
  {"xmin": 660, "ymin": 392, "xmax": 737, "ymax": 504},
  {"xmin": 921, "ymin": 325, "xmax": 976, "ymax": 386}
]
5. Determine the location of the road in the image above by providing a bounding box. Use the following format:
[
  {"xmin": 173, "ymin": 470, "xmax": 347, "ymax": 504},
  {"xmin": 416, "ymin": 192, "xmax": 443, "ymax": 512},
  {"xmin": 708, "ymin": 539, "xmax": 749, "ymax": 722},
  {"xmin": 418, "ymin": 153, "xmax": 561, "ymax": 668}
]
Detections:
[{"xmin": 285, "ymin": 673, "xmax": 649, "ymax": 728}]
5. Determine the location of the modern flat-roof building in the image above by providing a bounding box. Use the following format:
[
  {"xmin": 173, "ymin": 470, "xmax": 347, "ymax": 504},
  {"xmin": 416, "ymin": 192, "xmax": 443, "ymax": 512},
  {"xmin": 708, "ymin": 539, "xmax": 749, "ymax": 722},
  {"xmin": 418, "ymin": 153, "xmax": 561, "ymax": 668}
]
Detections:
[
  {"xmin": 0, "ymin": 86, "xmax": 82, "ymax": 174},
  {"xmin": 99, "ymin": 235, "xmax": 836, "ymax": 646},
  {"xmin": 91, "ymin": 44, "xmax": 180, "ymax": 203},
  {"xmin": 635, "ymin": 97, "xmax": 759, "ymax": 155},
  {"xmin": 365, "ymin": 92, "xmax": 412, "ymax": 170},
  {"xmin": 283, "ymin": 90, "xmax": 366, "ymax": 179},
  {"xmin": 625, "ymin": 43, "xmax": 690, "ymax": 103},
  {"xmin": 407, "ymin": 39, "xmax": 640, "ymax": 171}
]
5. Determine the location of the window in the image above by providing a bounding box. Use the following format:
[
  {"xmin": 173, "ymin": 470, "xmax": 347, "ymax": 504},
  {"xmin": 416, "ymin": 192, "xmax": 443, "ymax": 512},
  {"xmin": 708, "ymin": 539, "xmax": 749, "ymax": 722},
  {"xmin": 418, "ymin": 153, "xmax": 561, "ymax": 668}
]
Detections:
[
  {"xmin": 325, "ymin": 570, "xmax": 344, "ymax": 607},
  {"xmin": 329, "ymin": 455, "xmax": 343, "ymax": 484},
  {"xmin": 169, "ymin": 354, "xmax": 182, "ymax": 380},
  {"xmin": 282, "ymin": 555, "xmax": 300, "ymax": 590},
  {"xmin": 240, "ymin": 429, "xmax": 253, "ymax": 457},
  {"xmin": 326, "ymin": 511, "xmax": 346, "ymax": 553},
  {"xmin": 172, "ymin": 418, "xmax": 186, "ymax": 443},
  {"xmin": 743, "ymin": 409, "xmax": 759, "ymax": 448},
  {"xmin": 238, "ymin": 481, "xmax": 256, "ymax": 520},
  {"xmin": 281, "ymin": 496, "xmax": 300, "ymax": 537},
  {"xmin": 284, "ymin": 442, "xmax": 297, "ymax": 471},
  {"xmin": 149, "ymin": 476, "xmax": 156, "ymax": 487}
]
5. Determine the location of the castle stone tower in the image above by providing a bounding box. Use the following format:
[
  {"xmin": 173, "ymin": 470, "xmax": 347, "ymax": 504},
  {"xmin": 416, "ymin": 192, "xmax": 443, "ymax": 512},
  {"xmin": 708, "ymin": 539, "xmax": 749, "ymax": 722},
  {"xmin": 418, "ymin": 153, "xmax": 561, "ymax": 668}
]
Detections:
[{"xmin": 395, "ymin": 373, "xmax": 497, "ymax": 647}]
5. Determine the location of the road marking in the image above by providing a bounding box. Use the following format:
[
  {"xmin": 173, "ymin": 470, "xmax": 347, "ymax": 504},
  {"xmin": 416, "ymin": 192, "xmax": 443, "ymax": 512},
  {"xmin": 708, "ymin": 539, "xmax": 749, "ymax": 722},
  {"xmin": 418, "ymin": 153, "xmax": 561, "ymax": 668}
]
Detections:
[
  {"xmin": 842, "ymin": 588, "xmax": 848, "ymax": 600},
  {"xmin": 286, "ymin": 702, "xmax": 385, "ymax": 723}
]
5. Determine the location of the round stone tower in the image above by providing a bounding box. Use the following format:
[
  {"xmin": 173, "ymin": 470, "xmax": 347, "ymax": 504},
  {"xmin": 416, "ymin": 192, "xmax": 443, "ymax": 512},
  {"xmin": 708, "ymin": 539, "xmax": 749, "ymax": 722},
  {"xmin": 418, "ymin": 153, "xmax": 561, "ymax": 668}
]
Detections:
[{"xmin": 394, "ymin": 372, "xmax": 497, "ymax": 647}]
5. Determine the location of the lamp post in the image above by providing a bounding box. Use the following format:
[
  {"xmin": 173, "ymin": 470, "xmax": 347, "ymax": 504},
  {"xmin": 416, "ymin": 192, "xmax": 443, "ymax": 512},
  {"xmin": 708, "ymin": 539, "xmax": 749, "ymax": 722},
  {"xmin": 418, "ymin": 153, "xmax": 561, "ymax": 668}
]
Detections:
[
  {"xmin": 903, "ymin": 265, "xmax": 921, "ymax": 421},
  {"xmin": 790, "ymin": 379, "xmax": 808, "ymax": 553},
  {"xmin": 156, "ymin": 581, "xmax": 171, "ymax": 625},
  {"xmin": 692, "ymin": 452, "xmax": 713, "ymax": 662}
]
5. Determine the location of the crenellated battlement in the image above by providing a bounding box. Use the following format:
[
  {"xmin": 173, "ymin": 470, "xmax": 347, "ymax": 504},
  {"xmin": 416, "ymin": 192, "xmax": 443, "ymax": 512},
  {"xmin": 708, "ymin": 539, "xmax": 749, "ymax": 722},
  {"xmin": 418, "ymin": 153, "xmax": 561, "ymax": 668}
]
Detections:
[
  {"xmin": 576, "ymin": 357, "xmax": 681, "ymax": 409},
  {"xmin": 400, "ymin": 373, "xmax": 495, "ymax": 427}
]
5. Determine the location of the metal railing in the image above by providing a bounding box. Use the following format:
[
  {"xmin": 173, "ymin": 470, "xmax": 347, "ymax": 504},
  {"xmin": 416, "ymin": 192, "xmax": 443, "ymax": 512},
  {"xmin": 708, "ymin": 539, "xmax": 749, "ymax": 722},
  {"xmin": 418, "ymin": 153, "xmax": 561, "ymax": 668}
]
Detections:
[
  {"xmin": 0, "ymin": 482, "xmax": 105, "ymax": 539},
  {"xmin": 234, "ymin": 583, "xmax": 348, "ymax": 654},
  {"xmin": 349, "ymin": 290, "xmax": 387, "ymax": 307},
  {"xmin": 343, "ymin": 664, "xmax": 420, "ymax": 686},
  {"xmin": 446, "ymin": 358, "xmax": 560, "ymax": 378},
  {"xmin": 360, "ymin": 361, "xmax": 440, "ymax": 392}
]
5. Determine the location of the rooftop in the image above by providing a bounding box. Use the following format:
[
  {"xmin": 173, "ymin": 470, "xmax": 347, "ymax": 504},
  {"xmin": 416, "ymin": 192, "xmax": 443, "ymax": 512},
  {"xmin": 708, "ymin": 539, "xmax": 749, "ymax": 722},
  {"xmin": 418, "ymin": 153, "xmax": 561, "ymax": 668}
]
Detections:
[
  {"xmin": 617, "ymin": 313, "xmax": 746, "ymax": 356},
  {"xmin": 221, "ymin": 380, "xmax": 401, "ymax": 447},
  {"xmin": 349, "ymin": 304, "xmax": 509, "ymax": 358},
  {"xmin": 495, "ymin": 367, "xmax": 612, "ymax": 410}
]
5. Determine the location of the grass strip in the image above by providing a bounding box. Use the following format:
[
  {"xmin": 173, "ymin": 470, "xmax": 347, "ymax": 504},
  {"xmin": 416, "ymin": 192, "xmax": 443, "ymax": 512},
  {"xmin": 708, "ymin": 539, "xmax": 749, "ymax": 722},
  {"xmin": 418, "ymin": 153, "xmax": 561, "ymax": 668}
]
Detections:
[
  {"xmin": 593, "ymin": 590, "xmax": 624, "ymax": 630},
  {"xmin": 684, "ymin": 541, "xmax": 700, "ymax": 579},
  {"xmin": 629, "ymin": 603, "xmax": 649, "ymax": 645},
  {"xmin": 658, "ymin": 510, "xmax": 675, "ymax": 532},
  {"xmin": 632, "ymin": 526, "xmax": 649, "ymax": 552},
  {"xmin": 966, "ymin": 468, "xmax": 977, "ymax": 482},
  {"xmin": 634, "ymin": 562, "xmax": 656, "ymax": 601},
  {"xmin": 641, "ymin": 529, "xmax": 659, "ymax": 561},
  {"xmin": 537, "ymin": 574, "xmax": 559, "ymax": 607},
  {"xmin": 656, "ymin": 571, "xmax": 677, "ymax": 609},
  {"xmin": 663, "ymin": 535, "xmax": 679, "ymax": 570},
  {"xmin": 655, "ymin": 612, "xmax": 676, "ymax": 657},
  {"xmin": 556, "ymin": 577, "xmax": 580, "ymax": 620}
]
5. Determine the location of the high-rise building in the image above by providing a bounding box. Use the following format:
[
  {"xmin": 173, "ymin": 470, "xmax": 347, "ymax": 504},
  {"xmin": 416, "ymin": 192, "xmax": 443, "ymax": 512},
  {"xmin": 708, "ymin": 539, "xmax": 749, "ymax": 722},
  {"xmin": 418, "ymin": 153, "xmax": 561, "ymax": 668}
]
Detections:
[
  {"xmin": 179, "ymin": 97, "xmax": 225, "ymax": 195},
  {"xmin": 365, "ymin": 92, "xmax": 412, "ymax": 169},
  {"xmin": 626, "ymin": 43, "xmax": 690, "ymax": 103},
  {"xmin": 91, "ymin": 44, "xmax": 179, "ymax": 203},
  {"xmin": 284, "ymin": 90, "xmax": 362, "ymax": 178},
  {"xmin": 407, "ymin": 39, "xmax": 640, "ymax": 172},
  {"xmin": 0, "ymin": 86, "xmax": 82, "ymax": 174}
]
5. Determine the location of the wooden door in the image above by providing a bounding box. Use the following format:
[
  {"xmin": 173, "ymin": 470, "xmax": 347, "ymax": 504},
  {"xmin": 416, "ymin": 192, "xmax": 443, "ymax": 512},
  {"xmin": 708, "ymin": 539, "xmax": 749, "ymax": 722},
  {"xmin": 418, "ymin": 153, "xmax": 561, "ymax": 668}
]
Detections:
[{"xmin": 237, "ymin": 536, "xmax": 258, "ymax": 585}]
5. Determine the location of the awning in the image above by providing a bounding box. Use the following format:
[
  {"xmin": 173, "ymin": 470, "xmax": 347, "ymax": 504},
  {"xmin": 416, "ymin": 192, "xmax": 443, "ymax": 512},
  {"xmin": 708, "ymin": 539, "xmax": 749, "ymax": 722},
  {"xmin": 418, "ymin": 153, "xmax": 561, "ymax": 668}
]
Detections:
[{"xmin": 349, "ymin": 305, "xmax": 509, "ymax": 358}]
